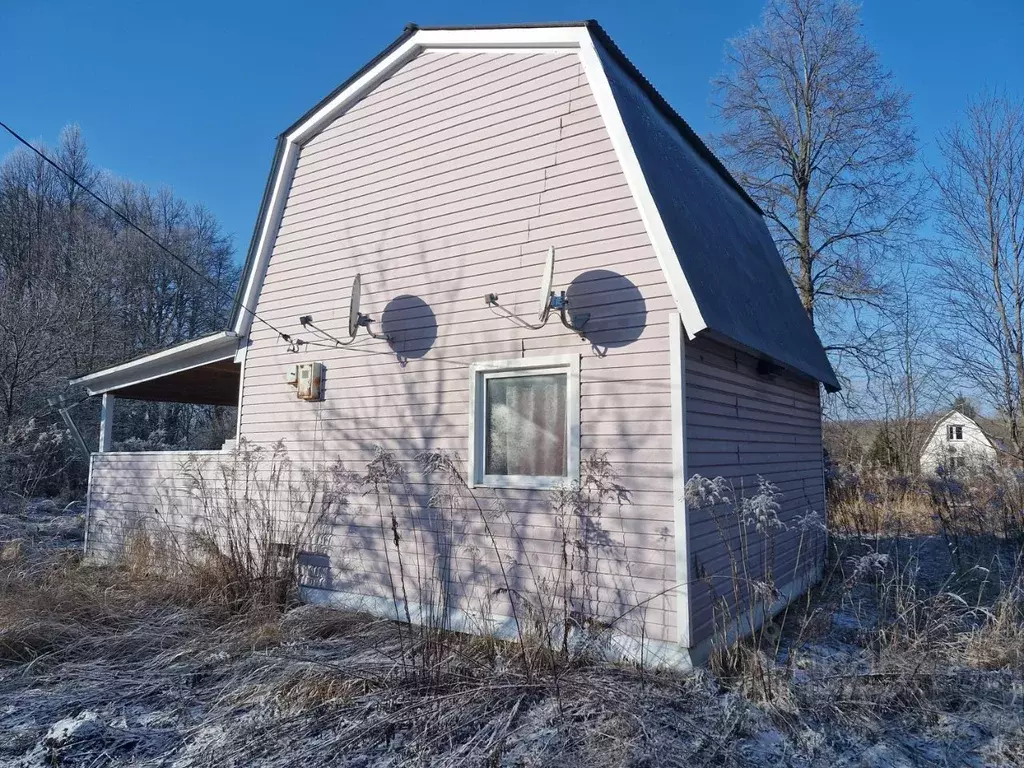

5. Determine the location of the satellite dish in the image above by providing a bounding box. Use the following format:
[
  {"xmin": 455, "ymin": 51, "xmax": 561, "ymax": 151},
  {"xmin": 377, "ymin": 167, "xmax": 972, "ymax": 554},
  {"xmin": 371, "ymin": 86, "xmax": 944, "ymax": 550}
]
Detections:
[
  {"xmin": 537, "ymin": 246, "xmax": 555, "ymax": 322},
  {"xmin": 348, "ymin": 274, "xmax": 362, "ymax": 339}
]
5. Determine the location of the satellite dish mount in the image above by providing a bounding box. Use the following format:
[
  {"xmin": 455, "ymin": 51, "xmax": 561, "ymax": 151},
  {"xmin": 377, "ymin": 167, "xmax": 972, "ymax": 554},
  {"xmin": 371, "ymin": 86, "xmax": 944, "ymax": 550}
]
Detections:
[
  {"xmin": 348, "ymin": 273, "xmax": 389, "ymax": 342},
  {"xmin": 537, "ymin": 246, "xmax": 589, "ymax": 337}
]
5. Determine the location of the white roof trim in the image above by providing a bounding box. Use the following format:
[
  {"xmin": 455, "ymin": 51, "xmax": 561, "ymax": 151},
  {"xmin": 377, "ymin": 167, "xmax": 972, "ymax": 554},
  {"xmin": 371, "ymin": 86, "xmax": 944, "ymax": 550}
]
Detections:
[
  {"xmin": 577, "ymin": 32, "xmax": 707, "ymax": 338},
  {"xmin": 924, "ymin": 408, "xmax": 997, "ymax": 450},
  {"xmin": 230, "ymin": 25, "xmax": 706, "ymax": 340},
  {"xmin": 71, "ymin": 331, "xmax": 240, "ymax": 396}
]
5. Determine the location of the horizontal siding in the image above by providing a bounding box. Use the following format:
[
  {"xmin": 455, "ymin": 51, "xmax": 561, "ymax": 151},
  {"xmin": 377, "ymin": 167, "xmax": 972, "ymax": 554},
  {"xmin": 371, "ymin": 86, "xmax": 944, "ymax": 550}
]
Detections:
[
  {"xmin": 257, "ymin": 247, "xmax": 665, "ymax": 317},
  {"xmin": 236, "ymin": 50, "xmax": 678, "ymax": 644},
  {"xmin": 684, "ymin": 335, "xmax": 826, "ymax": 648},
  {"xmin": 257, "ymin": 214, "xmax": 645, "ymax": 296},
  {"xmin": 86, "ymin": 452, "xmax": 221, "ymax": 562}
]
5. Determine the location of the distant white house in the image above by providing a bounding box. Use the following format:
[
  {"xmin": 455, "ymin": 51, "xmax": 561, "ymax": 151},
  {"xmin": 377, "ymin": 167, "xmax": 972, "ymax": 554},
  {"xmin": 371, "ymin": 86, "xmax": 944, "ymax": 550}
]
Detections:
[{"xmin": 920, "ymin": 409, "xmax": 998, "ymax": 475}]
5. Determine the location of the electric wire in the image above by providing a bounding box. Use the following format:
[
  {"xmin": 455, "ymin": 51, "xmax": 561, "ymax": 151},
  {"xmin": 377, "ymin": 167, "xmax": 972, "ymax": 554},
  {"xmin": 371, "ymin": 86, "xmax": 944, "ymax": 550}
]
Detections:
[
  {"xmin": 0, "ymin": 119, "xmax": 295, "ymax": 345},
  {"xmin": 2, "ymin": 120, "xmax": 477, "ymax": 368},
  {"xmin": 300, "ymin": 318, "xmax": 480, "ymax": 367},
  {"xmin": 299, "ymin": 336, "xmax": 472, "ymax": 368},
  {"xmin": 0, "ymin": 119, "xmax": 515, "ymax": 372}
]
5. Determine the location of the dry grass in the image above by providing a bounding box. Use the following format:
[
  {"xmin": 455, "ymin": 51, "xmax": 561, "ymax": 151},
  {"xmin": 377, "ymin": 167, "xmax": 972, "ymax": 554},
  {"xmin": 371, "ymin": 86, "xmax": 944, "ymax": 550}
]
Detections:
[
  {"xmin": 3, "ymin": 504, "xmax": 1024, "ymax": 767},
  {"xmin": 690, "ymin": 464, "xmax": 1024, "ymax": 759},
  {"xmin": 0, "ymin": 539, "xmax": 744, "ymax": 767},
  {"xmin": 829, "ymin": 482, "xmax": 937, "ymax": 536},
  {"xmin": 0, "ymin": 546, "xmax": 228, "ymax": 668},
  {"xmin": 961, "ymin": 575, "xmax": 1024, "ymax": 670},
  {"xmin": 827, "ymin": 463, "xmax": 1024, "ymax": 542},
  {"xmin": 3, "ymin": 455, "xmax": 1024, "ymax": 765}
]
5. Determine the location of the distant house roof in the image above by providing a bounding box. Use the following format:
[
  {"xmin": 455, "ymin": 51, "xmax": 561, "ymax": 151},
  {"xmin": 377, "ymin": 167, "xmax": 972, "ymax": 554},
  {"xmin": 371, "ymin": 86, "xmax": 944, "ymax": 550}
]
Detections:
[
  {"xmin": 71, "ymin": 19, "xmax": 829, "ymax": 397},
  {"xmin": 924, "ymin": 409, "xmax": 998, "ymax": 451}
]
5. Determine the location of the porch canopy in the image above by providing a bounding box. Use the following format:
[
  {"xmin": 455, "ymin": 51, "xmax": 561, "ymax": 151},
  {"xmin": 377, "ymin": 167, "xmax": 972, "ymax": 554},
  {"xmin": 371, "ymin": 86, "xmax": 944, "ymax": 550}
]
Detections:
[{"xmin": 69, "ymin": 331, "xmax": 242, "ymax": 451}]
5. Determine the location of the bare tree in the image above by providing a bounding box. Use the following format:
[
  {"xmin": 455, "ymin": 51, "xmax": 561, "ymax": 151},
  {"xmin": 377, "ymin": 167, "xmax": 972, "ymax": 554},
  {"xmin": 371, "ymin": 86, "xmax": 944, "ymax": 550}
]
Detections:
[
  {"xmin": 932, "ymin": 93, "xmax": 1024, "ymax": 462},
  {"xmin": 871, "ymin": 263, "xmax": 947, "ymax": 473},
  {"xmin": 0, "ymin": 281, "xmax": 69, "ymax": 429},
  {"xmin": 0, "ymin": 126, "xmax": 240, "ymax": 491},
  {"xmin": 712, "ymin": 0, "xmax": 921, "ymax": 366}
]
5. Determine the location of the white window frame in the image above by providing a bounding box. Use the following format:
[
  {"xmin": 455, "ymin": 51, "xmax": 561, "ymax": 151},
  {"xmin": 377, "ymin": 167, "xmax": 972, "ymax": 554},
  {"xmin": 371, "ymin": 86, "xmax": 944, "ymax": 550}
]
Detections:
[{"xmin": 468, "ymin": 354, "xmax": 581, "ymax": 490}]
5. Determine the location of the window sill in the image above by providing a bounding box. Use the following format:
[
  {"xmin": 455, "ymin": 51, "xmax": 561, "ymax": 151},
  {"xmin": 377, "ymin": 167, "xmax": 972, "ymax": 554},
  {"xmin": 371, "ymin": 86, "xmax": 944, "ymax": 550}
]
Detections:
[{"xmin": 471, "ymin": 475, "xmax": 574, "ymax": 491}]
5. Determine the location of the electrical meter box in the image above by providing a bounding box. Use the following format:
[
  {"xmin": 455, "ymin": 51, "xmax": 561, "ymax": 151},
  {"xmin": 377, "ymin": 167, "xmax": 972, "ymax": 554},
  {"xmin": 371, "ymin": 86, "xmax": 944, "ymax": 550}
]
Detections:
[{"xmin": 288, "ymin": 362, "xmax": 323, "ymax": 401}]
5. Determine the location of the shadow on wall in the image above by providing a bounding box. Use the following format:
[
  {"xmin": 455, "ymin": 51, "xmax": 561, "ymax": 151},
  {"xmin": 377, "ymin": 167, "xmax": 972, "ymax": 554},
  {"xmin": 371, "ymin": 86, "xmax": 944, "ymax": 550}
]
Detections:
[
  {"xmin": 565, "ymin": 270, "xmax": 647, "ymax": 355},
  {"xmin": 382, "ymin": 294, "xmax": 438, "ymax": 365}
]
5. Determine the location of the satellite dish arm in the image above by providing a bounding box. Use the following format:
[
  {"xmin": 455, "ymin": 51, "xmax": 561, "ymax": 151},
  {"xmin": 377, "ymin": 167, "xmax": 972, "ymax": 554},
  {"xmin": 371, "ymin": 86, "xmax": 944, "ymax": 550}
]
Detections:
[
  {"xmin": 485, "ymin": 295, "xmax": 548, "ymax": 331},
  {"xmin": 556, "ymin": 291, "xmax": 589, "ymax": 338},
  {"xmin": 357, "ymin": 313, "xmax": 391, "ymax": 342}
]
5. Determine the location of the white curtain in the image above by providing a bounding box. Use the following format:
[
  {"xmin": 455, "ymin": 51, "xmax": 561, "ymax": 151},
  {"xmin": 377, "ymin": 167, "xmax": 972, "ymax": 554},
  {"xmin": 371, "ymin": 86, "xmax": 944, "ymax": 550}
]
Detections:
[{"xmin": 485, "ymin": 373, "xmax": 567, "ymax": 477}]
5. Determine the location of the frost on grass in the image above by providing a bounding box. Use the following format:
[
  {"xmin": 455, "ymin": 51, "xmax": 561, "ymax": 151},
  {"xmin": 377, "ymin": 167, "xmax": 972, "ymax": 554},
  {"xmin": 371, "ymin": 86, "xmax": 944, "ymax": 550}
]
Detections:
[
  {"xmin": 4, "ymin": 458, "xmax": 1024, "ymax": 767},
  {"xmin": 2, "ymin": 498, "xmax": 1023, "ymax": 767}
]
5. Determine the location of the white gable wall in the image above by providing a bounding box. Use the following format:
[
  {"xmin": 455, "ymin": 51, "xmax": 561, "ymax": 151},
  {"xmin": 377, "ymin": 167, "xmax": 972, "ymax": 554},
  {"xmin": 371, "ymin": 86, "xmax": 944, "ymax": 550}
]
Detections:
[
  {"xmin": 920, "ymin": 411, "xmax": 996, "ymax": 474},
  {"xmin": 237, "ymin": 49, "xmax": 683, "ymax": 654}
]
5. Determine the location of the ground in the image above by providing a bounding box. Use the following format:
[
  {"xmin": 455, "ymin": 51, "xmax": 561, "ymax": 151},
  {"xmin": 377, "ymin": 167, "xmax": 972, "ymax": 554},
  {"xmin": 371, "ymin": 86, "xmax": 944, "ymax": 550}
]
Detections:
[{"xmin": 1, "ymin": 502, "xmax": 1022, "ymax": 767}]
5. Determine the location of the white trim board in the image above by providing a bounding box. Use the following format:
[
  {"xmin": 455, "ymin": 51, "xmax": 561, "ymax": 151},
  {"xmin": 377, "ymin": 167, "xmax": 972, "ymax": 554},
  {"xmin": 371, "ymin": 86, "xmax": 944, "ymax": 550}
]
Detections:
[
  {"xmin": 233, "ymin": 337, "xmax": 250, "ymax": 441},
  {"xmin": 71, "ymin": 331, "xmax": 241, "ymax": 396},
  {"xmin": 230, "ymin": 25, "xmax": 707, "ymax": 345},
  {"xmin": 668, "ymin": 312, "xmax": 691, "ymax": 648},
  {"xmin": 466, "ymin": 354, "xmax": 581, "ymax": 490},
  {"xmin": 577, "ymin": 34, "xmax": 706, "ymax": 340},
  {"xmin": 302, "ymin": 585, "xmax": 694, "ymax": 671}
]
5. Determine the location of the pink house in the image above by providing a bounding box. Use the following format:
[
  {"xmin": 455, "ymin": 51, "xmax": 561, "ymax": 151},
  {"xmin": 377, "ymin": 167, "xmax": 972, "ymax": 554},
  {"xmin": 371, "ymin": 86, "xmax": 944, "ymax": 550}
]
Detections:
[{"xmin": 73, "ymin": 21, "xmax": 838, "ymax": 668}]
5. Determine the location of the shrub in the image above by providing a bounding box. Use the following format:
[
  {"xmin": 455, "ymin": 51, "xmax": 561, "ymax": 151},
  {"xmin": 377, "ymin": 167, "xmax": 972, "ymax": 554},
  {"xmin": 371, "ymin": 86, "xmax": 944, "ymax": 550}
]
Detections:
[
  {"xmin": 686, "ymin": 473, "xmax": 823, "ymax": 705},
  {"xmin": 0, "ymin": 419, "xmax": 73, "ymax": 502},
  {"xmin": 144, "ymin": 440, "xmax": 355, "ymax": 612}
]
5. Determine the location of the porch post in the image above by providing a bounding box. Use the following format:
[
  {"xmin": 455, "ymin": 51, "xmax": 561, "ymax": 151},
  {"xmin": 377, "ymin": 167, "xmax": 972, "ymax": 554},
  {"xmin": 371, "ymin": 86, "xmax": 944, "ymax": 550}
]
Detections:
[{"xmin": 99, "ymin": 393, "xmax": 114, "ymax": 452}]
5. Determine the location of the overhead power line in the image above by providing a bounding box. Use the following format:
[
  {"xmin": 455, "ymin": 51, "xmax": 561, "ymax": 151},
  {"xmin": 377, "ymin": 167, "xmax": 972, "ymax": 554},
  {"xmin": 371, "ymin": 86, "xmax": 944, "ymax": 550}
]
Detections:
[{"xmin": 0, "ymin": 120, "xmax": 497, "ymax": 372}]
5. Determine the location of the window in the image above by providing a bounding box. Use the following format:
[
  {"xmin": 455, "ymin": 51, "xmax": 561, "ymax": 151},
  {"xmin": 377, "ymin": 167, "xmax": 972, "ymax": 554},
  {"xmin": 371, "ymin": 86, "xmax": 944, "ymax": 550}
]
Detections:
[
  {"xmin": 947, "ymin": 425, "xmax": 963, "ymax": 440},
  {"xmin": 469, "ymin": 355, "xmax": 580, "ymax": 489}
]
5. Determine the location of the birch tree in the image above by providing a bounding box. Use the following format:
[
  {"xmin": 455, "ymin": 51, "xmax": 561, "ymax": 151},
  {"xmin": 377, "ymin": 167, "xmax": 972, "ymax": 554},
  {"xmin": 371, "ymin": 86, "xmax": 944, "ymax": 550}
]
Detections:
[
  {"xmin": 932, "ymin": 93, "xmax": 1024, "ymax": 462},
  {"xmin": 712, "ymin": 0, "xmax": 920, "ymax": 367}
]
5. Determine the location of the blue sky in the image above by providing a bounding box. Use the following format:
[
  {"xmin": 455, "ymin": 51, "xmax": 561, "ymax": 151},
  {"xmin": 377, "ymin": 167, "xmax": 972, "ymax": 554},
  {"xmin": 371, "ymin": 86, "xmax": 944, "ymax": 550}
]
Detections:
[{"xmin": 2, "ymin": 1, "xmax": 1023, "ymax": 258}]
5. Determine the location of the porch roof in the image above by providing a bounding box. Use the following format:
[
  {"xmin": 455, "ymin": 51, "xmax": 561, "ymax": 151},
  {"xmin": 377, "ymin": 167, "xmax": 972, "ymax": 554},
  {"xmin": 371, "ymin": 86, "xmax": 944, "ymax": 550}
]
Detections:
[{"xmin": 70, "ymin": 331, "xmax": 242, "ymax": 407}]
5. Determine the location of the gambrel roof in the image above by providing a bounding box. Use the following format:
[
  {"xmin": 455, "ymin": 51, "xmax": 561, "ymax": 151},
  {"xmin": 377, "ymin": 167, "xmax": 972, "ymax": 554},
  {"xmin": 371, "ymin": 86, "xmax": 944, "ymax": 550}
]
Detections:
[
  {"xmin": 77, "ymin": 20, "xmax": 838, "ymax": 394},
  {"xmin": 231, "ymin": 20, "xmax": 838, "ymax": 391},
  {"xmin": 923, "ymin": 409, "xmax": 998, "ymax": 450},
  {"xmin": 593, "ymin": 40, "xmax": 838, "ymax": 391}
]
